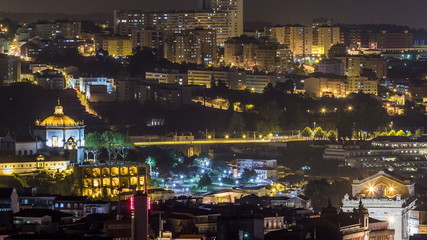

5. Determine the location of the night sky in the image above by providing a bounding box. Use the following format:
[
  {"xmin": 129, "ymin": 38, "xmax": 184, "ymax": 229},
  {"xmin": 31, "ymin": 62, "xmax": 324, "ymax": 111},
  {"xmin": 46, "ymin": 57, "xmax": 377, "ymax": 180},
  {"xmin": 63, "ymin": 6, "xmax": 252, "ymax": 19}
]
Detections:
[{"xmin": 1, "ymin": 0, "xmax": 427, "ymax": 27}]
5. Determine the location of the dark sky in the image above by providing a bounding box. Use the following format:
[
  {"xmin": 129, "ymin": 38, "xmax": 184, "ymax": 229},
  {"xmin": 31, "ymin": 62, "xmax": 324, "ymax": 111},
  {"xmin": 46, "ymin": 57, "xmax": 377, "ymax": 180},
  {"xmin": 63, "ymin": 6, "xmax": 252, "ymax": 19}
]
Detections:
[{"xmin": 2, "ymin": 0, "xmax": 427, "ymax": 28}]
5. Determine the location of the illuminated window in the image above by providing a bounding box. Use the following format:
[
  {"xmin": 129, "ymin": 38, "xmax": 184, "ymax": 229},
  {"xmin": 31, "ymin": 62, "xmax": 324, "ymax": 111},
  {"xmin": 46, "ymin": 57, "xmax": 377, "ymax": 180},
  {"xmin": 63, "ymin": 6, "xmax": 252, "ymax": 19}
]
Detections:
[{"xmin": 52, "ymin": 137, "xmax": 59, "ymax": 147}]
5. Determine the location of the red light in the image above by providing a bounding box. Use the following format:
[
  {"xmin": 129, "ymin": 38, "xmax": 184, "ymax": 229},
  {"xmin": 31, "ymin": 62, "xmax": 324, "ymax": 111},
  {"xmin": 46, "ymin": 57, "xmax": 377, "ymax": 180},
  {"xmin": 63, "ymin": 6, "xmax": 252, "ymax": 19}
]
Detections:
[{"xmin": 130, "ymin": 196, "xmax": 135, "ymax": 211}]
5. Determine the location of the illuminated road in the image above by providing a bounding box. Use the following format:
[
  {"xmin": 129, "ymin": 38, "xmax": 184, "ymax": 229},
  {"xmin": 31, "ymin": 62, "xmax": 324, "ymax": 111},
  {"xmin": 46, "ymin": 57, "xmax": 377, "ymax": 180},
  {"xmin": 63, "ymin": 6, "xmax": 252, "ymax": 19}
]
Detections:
[{"xmin": 134, "ymin": 137, "xmax": 308, "ymax": 146}]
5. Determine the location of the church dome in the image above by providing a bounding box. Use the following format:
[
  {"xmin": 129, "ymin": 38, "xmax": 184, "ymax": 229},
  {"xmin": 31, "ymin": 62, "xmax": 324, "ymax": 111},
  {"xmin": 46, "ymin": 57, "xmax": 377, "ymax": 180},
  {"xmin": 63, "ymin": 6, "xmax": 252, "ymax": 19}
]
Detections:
[{"xmin": 38, "ymin": 100, "xmax": 80, "ymax": 127}]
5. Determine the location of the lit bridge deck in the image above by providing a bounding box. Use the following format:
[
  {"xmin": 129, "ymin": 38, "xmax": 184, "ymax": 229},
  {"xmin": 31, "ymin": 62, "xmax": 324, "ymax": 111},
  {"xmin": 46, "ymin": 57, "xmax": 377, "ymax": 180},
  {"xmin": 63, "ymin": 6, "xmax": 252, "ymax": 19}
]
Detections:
[{"xmin": 133, "ymin": 137, "xmax": 308, "ymax": 146}]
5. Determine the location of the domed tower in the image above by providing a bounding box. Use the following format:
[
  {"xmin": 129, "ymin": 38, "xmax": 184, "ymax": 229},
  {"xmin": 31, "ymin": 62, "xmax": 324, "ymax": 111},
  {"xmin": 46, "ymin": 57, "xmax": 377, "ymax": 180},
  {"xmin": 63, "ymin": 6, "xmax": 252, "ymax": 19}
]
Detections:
[{"xmin": 34, "ymin": 99, "xmax": 85, "ymax": 164}]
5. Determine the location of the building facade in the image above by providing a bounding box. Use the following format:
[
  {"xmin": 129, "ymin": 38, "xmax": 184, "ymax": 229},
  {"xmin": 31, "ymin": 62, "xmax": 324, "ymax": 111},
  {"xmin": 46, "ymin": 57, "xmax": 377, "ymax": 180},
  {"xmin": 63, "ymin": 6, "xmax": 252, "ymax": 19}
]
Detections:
[
  {"xmin": 34, "ymin": 101, "xmax": 85, "ymax": 164},
  {"xmin": 81, "ymin": 163, "xmax": 149, "ymax": 198},
  {"xmin": 342, "ymin": 171, "xmax": 415, "ymax": 240}
]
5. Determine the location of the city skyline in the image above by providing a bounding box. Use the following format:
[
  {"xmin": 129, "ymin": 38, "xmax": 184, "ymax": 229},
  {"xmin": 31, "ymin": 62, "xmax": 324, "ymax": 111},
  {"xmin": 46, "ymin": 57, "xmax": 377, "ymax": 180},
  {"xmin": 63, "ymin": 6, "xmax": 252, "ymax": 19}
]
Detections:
[{"xmin": 1, "ymin": 0, "xmax": 427, "ymax": 28}]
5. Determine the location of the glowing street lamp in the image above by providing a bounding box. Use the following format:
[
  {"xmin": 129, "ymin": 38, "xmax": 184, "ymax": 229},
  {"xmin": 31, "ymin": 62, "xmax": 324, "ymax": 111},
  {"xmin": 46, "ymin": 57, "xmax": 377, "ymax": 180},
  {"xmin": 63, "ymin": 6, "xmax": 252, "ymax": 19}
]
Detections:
[
  {"xmin": 320, "ymin": 108, "xmax": 327, "ymax": 113},
  {"xmin": 242, "ymin": 134, "xmax": 247, "ymax": 139},
  {"xmin": 347, "ymin": 106, "xmax": 353, "ymax": 111},
  {"xmin": 225, "ymin": 135, "xmax": 230, "ymax": 139}
]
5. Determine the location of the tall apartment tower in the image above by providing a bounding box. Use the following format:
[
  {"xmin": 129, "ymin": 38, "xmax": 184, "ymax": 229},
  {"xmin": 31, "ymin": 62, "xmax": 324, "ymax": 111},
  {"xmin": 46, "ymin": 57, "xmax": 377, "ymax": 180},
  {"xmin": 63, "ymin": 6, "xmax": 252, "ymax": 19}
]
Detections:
[
  {"xmin": 312, "ymin": 18, "xmax": 341, "ymax": 55},
  {"xmin": 209, "ymin": 0, "xmax": 244, "ymax": 38},
  {"xmin": 264, "ymin": 25, "xmax": 312, "ymax": 57}
]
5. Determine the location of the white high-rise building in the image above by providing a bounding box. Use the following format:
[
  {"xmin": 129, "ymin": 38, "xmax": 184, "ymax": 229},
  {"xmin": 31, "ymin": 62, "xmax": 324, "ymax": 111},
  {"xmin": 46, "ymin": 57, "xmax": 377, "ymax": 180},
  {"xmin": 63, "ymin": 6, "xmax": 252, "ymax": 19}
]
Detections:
[
  {"xmin": 210, "ymin": 0, "xmax": 244, "ymax": 38},
  {"xmin": 114, "ymin": 0, "xmax": 243, "ymax": 46}
]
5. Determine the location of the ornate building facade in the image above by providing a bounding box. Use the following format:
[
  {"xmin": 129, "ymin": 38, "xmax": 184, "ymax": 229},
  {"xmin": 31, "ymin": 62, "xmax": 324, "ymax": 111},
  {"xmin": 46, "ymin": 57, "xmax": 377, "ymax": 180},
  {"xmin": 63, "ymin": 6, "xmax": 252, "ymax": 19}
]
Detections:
[
  {"xmin": 342, "ymin": 170, "xmax": 415, "ymax": 240},
  {"xmin": 81, "ymin": 162, "xmax": 149, "ymax": 199},
  {"xmin": 34, "ymin": 100, "xmax": 85, "ymax": 164}
]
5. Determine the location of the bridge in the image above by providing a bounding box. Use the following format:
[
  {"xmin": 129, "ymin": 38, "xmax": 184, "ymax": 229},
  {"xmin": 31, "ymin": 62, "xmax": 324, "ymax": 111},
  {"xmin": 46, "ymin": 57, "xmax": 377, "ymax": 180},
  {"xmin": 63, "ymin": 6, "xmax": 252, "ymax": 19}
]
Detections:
[{"xmin": 133, "ymin": 136, "xmax": 308, "ymax": 146}]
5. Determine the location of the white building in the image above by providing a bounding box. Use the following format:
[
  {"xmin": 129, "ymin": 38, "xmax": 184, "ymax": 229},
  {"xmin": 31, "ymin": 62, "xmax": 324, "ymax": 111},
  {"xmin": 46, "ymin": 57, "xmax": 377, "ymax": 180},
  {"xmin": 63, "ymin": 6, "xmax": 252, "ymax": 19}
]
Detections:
[
  {"xmin": 402, "ymin": 196, "xmax": 427, "ymax": 239},
  {"xmin": 72, "ymin": 76, "xmax": 114, "ymax": 94},
  {"xmin": 246, "ymin": 73, "xmax": 286, "ymax": 93},
  {"xmin": 188, "ymin": 69, "xmax": 246, "ymax": 90},
  {"xmin": 34, "ymin": 101, "xmax": 85, "ymax": 164},
  {"xmin": 113, "ymin": 2, "xmax": 243, "ymax": 46},
  {"xmin": 315, "ymin": 59, "xmax": 344, "ymax": 75},
  {"xmin": 235, "ymin": 158, "xmax": 278, "ymax": 180},
  {"xmin": 342, "ymin": 171, "xmax": 415, "ymax": 240},
  {"xmin": 145, "ymin": 72, "xmax": 188, "ymax": 85},
  {"xmin": 0, "ymin": 135, "xmax": 44, "ymax": 156},
  {"xmin": 323, "ymin": 136, "xmax": 427, "ymax": 178}
]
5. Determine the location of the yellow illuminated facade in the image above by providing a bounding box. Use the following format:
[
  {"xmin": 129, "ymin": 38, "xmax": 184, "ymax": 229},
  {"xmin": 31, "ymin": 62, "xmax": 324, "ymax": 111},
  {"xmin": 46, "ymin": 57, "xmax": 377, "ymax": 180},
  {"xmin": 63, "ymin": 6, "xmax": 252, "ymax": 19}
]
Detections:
[
  {"xmin": 81, "ymin": 163, "xmax": 150, "ymax": 198},
  {"xmin": 102, "ymin": 38, "xmax": 133, "ymax": 57},
  {"xmin": 351, "ymin": 170, "xmax": 414, "ymax": 199},
  {"xmin": 0, "ymin": 155, "xmax": 69, "ymax": 175},
  {"xmin": 312, "ymin": 27, "xmax": 341, "ymax": 55}
]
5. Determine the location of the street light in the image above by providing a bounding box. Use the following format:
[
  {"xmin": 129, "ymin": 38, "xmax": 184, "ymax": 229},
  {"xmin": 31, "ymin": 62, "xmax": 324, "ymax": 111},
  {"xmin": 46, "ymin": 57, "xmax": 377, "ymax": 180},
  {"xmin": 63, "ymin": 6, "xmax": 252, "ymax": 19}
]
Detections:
[
  {"xmin": 321, "ymin": 108, "xmax": 327, "ymax": 113},
  {"xmin": 347, "ymin": 105, "xmax": 353, "ymax": 111}
]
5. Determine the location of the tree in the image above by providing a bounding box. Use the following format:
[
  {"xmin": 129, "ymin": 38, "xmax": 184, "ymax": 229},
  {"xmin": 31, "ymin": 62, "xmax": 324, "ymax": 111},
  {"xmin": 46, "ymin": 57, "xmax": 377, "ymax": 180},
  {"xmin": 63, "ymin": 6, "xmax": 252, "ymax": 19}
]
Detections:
[
  {"xmin": 396, "ymin": 130, "xmax": 406, "ymax": 136},
  {"xmin": 145, "ymin": 157, "xmax": 156, "ymax": 174},
  {"xmin": 116, "ymin": 133, "xmax": 135, "ymax": 161},
  {"xmin": 313, "ymin": 127, "xmax": 325, "ymax": 139},
  {"xmin": 198, "ymin": 173, "xmax": 212, "ymax": 188},
  {"xmin": 263, "ymin": 83, "xmax": 275, "ymax": 95},
  {"xmin": 388, "ymin": 130, "xmax": 396, "ymax": 136},
  {"xmin": 102, "ymin": 131, "xmax": 120, "ymax": 160},
  {"xmin": 85, "ymin": 132, "xmax": 104, "ymax": 162},
  {"xmin": 301, "ymin": 127, "xmax": 313, "ymax": 138},
  {"xmin": 275, "ymin": 80, "xmax": 295, "ymax": 94},
  {"xmin": 304, "ymin": 179, "xmax": 351, "ymax": 212},
  {"xmin": 255, "ymin": 101, "xmax": 281, "ymax": 133},
  {"xmin": 336, "ymin": 113, "xmax": 353, "ymax": 140},
  {"xmin": 327, "ymin": 130, "xmax": 337, "ymax": 141},
  {"xmin": 304, "ymin": 179, "xmax": 331, "ymax": 211},
  {"xmin": 283, "ymin": 80, "xmax": 295, "ymax": 94},
  {"xmin": 349, "ymin": 93, "xmax": 389, "ymax": 136},
  {"xmin": 407, "ymin": 131, "xmax": 413, "ymax": 137},
  {"xmin": 241, "ymin": 169, "xmax": 257, "ymax": 183},
  {"xmin": 228, "ymin": 112, "xmax": 246, "ymax": 134},
  {"xmin": 415, "ymin": 129, "xmax": 423, "ymax": 135},
  {"xmin": 195, "ymin": 154, "xmax": 211, "ymax": 169}
]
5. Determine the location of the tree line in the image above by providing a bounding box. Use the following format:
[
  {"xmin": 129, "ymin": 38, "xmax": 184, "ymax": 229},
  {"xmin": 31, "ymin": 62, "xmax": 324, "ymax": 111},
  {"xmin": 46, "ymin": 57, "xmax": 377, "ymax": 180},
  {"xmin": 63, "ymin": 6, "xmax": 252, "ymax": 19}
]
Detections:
[{"xmin": 85, "ymin": 131, "xmax": 134, "ymax": 162}]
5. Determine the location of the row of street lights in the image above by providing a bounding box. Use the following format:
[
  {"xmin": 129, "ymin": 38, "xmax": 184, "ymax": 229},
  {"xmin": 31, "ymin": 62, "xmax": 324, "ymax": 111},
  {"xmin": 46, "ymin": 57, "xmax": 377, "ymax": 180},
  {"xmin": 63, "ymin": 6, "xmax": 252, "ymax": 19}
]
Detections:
[
  {"xmin": 207, "ymin": 132, "xmax": 277, "ymax": 140},
  {"xmin": 307, "ymin": 105, "xmax": 354, "ymax": 114}
]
